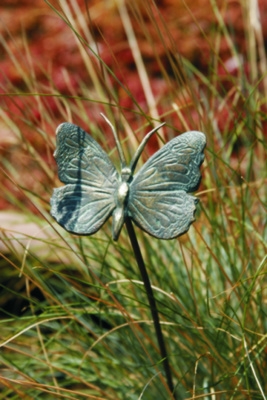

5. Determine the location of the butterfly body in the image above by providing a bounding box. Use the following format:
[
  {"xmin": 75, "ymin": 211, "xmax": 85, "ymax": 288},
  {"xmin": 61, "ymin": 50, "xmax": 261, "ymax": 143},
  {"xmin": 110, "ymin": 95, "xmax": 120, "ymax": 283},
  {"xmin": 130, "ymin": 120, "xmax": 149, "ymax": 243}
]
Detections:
[
  {"xmin": 51, "ymin": 121, "xmax": 206, "ymax": 241},
  {"xmin": 112, "ymin": 178, "xmax": 130, "ymax": 240}
]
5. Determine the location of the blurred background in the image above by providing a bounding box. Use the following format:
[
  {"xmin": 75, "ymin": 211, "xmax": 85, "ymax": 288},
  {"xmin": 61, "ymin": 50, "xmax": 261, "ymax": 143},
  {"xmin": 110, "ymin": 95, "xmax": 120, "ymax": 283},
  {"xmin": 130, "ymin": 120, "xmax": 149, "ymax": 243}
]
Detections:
[{"xmin": 0, "ymin": 1, "xmax": 267, "ymax": 399}]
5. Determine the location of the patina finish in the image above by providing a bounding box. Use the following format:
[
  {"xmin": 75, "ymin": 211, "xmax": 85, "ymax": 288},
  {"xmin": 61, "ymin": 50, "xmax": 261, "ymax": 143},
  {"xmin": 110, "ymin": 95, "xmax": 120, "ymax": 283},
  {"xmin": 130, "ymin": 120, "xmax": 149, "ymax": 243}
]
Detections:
[{"xmin": 50, "ymin": 116, "xmax": 206, "ymax": 240}]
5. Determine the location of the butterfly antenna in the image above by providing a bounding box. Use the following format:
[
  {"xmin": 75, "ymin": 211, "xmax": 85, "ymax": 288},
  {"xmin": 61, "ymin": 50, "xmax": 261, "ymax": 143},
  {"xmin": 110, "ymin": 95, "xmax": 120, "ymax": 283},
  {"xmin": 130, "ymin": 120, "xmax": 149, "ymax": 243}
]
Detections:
[
  {"xmin": 100, "ymin": 113, "xmax": 126, "ymax": 168},
  {"xmin": 129, "ymin": 122, "xmax": 166, "ymax": 172}
]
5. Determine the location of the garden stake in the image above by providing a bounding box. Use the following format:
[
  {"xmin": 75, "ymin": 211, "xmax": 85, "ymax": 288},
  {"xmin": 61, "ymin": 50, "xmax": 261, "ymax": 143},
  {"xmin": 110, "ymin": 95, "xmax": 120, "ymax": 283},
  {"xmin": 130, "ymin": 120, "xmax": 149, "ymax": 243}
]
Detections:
[{"xmin": 50, "ymin": 114, "xmax": 206, "ymax": 398}]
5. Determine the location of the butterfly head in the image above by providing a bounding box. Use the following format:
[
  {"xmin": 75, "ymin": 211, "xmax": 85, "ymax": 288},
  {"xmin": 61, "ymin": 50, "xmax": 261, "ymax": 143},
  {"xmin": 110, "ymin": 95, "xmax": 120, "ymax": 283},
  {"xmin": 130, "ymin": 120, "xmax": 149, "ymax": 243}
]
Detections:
[{"xmin": 121, "ymin": 166, "xmax": 133, "ymax": 183}]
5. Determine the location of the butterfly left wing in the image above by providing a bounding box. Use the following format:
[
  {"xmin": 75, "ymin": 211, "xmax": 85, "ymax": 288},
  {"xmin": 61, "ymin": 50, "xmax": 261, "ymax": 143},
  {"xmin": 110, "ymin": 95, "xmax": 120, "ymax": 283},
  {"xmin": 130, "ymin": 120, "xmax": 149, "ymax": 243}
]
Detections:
[
  {"xmin": 128, "ymin": 130, "xmax": 206, "ymax": 239},
  {"xmin": 50, "ymin": 123, "xmax": 119, "ymax": 235}
]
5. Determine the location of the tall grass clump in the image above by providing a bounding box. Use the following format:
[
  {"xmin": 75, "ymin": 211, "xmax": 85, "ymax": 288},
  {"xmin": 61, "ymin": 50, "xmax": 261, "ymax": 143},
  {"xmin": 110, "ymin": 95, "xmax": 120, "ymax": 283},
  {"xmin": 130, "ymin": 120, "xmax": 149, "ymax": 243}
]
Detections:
[{"xmin": 0, "ymin": 0, "xmax": 266, "ymax": 399}]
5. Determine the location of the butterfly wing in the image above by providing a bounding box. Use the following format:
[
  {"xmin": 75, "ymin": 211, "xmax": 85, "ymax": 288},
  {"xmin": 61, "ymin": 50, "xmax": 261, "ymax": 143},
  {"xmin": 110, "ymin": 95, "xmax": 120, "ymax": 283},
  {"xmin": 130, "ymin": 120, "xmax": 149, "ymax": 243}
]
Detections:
[
  {"xmin": 128, "ymin": 130, "xmax": 206, "ymax": 239},
  {"xmin": 50, "ymin": 123, "xmax": 119, "ymax": 235}
]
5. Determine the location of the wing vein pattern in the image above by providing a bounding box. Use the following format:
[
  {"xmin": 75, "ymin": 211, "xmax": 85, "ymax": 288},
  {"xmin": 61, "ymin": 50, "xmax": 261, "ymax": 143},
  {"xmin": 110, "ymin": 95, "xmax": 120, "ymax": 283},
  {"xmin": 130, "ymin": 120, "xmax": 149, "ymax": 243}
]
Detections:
[
  {"xmin": 50, "ymin": 123, "xmax": 119, "ymax": 235},
  {"xmin": 128, "ymin": 131, "xmax": 206, "ymax": 239}
]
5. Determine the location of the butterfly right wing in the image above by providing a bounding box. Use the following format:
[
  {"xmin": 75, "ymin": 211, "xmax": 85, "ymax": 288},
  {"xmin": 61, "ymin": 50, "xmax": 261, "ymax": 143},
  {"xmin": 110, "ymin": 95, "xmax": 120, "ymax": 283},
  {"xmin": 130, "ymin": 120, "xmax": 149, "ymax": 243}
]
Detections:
[
  {"xmin": 128, "ymin": 130, "xmax": 206, "ymax": 239},
  {"xmin": 50, "ymin": 123, "xmax": 119, "ymax": 235}
]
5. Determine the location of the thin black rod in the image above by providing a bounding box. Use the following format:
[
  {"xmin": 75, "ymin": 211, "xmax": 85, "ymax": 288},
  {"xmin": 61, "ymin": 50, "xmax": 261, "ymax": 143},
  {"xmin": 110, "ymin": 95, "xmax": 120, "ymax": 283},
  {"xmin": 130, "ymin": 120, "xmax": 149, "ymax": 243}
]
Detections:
[{"xmin": 125, "ymin": 218, "xmax": 175, "ymax": 396}]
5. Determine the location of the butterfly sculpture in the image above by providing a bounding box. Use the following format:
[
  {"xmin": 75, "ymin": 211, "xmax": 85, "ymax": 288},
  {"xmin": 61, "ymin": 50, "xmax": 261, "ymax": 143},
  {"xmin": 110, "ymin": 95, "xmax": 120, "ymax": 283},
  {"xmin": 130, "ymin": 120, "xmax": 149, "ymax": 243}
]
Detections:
[{"xmin": 50, "ymin": 114, "xmax": 206, "ymax": 241}]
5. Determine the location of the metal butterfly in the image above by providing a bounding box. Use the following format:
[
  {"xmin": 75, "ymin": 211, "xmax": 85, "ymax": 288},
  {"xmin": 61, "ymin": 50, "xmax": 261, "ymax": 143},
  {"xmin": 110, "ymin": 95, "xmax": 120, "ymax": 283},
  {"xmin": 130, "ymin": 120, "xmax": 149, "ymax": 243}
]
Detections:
[{"xmin": 50, "ymin": 114, "xmax": 206, "ymax": 241}]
